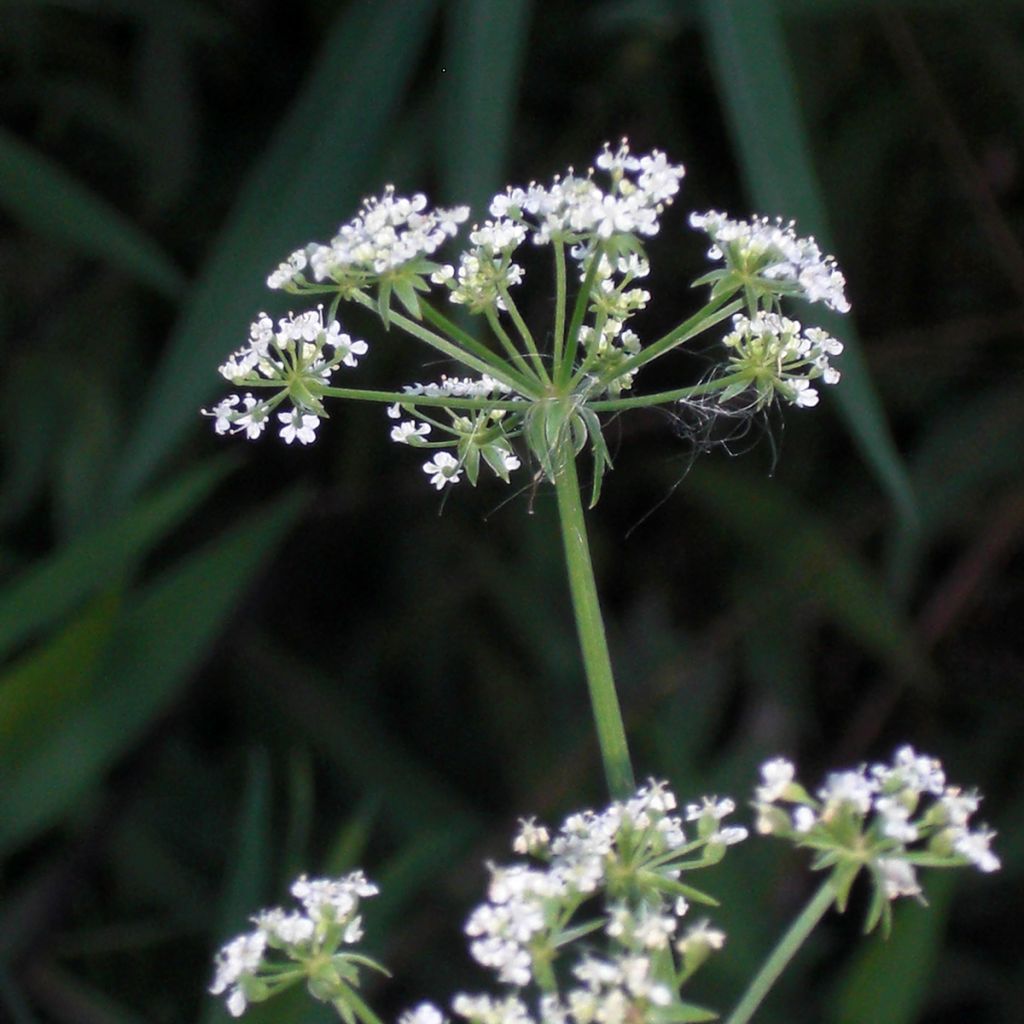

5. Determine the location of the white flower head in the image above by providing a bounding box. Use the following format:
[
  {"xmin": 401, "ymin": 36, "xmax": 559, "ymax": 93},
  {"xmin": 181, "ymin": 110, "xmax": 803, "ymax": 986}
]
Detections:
[{"xmin": 423, "ymin": 452, "xmax": 463, "ymax": 489}]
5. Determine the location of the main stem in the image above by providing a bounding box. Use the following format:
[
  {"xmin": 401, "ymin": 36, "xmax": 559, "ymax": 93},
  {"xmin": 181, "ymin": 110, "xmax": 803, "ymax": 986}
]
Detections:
[
  {"xmin": 553, "ymin": 438, "xmax": 635, "ymax": 799},
  {"xmin": 723, "ymin": 879, "xmax": 835, "ymax": 1024}
]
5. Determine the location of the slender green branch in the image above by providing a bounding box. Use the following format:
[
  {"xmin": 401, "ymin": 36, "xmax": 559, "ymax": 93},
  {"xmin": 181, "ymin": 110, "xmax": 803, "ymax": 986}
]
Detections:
[
  {"xmin": 486, "ymin": 307, "xmax": 537, "ymax": 379},
  {"xmin": 587, "ymin": 371, "xmax": 751, "ymax": 411},
  {"xmin": 553, "ymin": 433, "xmax": 635, "ymax": 799},
  {"xmin": 724, "ymin": 880, "xmax": 836, "ymax": 1024},
  {"xmin": 600, "ymin": 296, "xmax": 743, "ymax": 383},
  {"xmin": 419, "ymin": 300, "xmax": 540, "ymax": 394},
  {"xmin": 499, "ymin": 285, "xmax": 550, "ymax": 384},
  {"xmin": 349, "ymin": 291, "xmax": 538, "ymax": 397},
  {"xmin": 319, "ymin": 385, "xmax": 528, "ymax": 411},
  {"xmin": 553, "ymin": 241, "xmax": 568, "ymax": 370},
  {"xmin": 557, "ymin": 244, "xmax": 604, "ymax": 389}
]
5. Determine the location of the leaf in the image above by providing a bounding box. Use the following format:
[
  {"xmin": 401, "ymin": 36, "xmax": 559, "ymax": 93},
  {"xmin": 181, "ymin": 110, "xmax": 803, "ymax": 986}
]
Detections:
[
  {"xmin": 439, "ymin": 0, "xmax": 533, "ymax": 215},
  {"xmin": 687, "ymin": 464, "xmax": 929, "ymax": 680},
  {"xmin": 0, "ymin": 457, "xmax": 233, "ymax": 663},
  {"xmin": 697, "ymin": 0, "xmax": 918, "ymax": 533},
  {"xmin": 828, "ymin": 874, "xmax": 953, "ymax": 1024},
  {"xmin": 0, "ymin": 126, "xmax": 185, "ymax": 298},
  {"xmin": 201, "ymin": 751, "xmax": 273, "ymax": 1024},
  {"xmin": 0, "ymin": 592, "xmax": 119, "ymax": 764},
  {"xmin": 0, "ymin": 487, "xmax": 305, "ymax": 855},
  {"xmin": 112, "ymin": 0, "xmax": 440, "ymax": 504}
]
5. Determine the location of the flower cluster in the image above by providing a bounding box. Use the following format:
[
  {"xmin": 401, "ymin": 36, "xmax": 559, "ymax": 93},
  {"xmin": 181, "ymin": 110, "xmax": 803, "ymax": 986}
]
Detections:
[
  {"xmin": 268, "ymin": 187, "xmax": 470, "ymax": 297},
  {"xmin": 209, "ymin": 871, "xmax": 382, "ymax": 1018},
  {"xmin": 717, "ymin": 312, "xmax": 843, "ymax": 409},
  {"xmin": 490, "ymin": 139, "xmax": 686, "ymax": 246},
  {"xmin": 203, "ymin": 307, "xmax": 368, "ymax": 443},
  {"xmin": 754, "ymin": 747, "xmax": 1000, "ymax": 933},
  {"xmin": 409, "ymin": 780, "xmax": 747, "ymax": 1024},
  {"xmin": 206, "ymin": 140, "xmax": 850, "ymax": 501},
  {"xmin": 689, "ymin": 210, "xmax": 850, "ymax": 314}
]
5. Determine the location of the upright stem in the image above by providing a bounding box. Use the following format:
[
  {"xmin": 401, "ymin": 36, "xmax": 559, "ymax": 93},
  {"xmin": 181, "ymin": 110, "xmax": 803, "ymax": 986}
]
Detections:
[
  {"xmin": 552, "ymin": 437, "xmax": 635, "ymax": 799},
  {"xmin": 723, "ymin": 879, "xmax": 835, "ymax": 1024}
]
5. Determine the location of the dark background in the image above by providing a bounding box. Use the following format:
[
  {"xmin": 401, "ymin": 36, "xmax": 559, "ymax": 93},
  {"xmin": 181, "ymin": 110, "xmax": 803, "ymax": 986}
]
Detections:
[{"xmin": 1, "ymin": 1, "xmax": 1022, "ymax": 1022}]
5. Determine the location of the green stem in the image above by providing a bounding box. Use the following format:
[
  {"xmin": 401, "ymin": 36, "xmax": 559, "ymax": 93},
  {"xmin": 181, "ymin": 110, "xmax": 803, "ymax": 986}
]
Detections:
[
  {"xmin": 587, "ymin": 371, "xmax": 751, "ymax": 411},
  {"xmin": 419, "ymin": 299, "xmax": 540, "ymax": 394},
  {"xmin": 553, "ymin": 241, "xmax": 568, "ymax": 369},
  {"xmin": 349, "ymin": 291, "xmax": 538, "ymax": 397},
  {"xmin": 499, "ymin": 284, "xmax": 550, "ymax": 384},
  {"xmin": 557, "ymin": 243, "xmax": 603, "ymax": 389},
  {"xmin": 592, "ymin": 296, "xmax": 742, "ymax": 386},
  {"xmin": 552, "ymin": 435, "xmax": 635, "ymax": 799},
  {"xmin": 724, "ymin": 880, "xmax": 835, "ymax": 1024},
  {"xmin": 318, "ymin": 385, "xmax": 527, "ymax": 411}
]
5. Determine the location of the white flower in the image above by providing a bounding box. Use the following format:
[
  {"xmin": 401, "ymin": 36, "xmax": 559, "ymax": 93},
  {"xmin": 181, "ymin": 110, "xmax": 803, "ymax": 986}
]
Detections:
[
  {"xmin": 690, "ymin": 210, "xmax": 850, "ymax": 313},
  {"xmin": 390, "ymin": 420, "xmax": 431, "ymax": 444},
  {"xmin": 279, "ymin": 410, "xmax": 320, "ymax": 445},
  {"xmin": 954, "ymin": 827, "xmax": 1001, "ymax": 873},
  {"xmin": 756, "ymin": 758, "xmax": 795, "ymax": 802},
  {"xmin": 819, "ymin": 769, "xmax": 876, "ymax": 816},
  {"xmin": 306, "ymin": 186, "xmax": 469, "ymax": 284},
  {"xmin": 210, "ymin": 930, "xmax": 267, "ymax": 1017},
  {"xmin": 401, "ymin": 1004, "xmax": 447, "ymax": 1024},
  {"xmin": 512, "ymin": 817, "xmax": 550, "ymax": 855},
  {"xmin": 423, "ymin": 452, "xmax": 463, "ymax": 489},
  {"xmin": 877, "ymin": 857, "xmax": 922, "ymax": 900}
]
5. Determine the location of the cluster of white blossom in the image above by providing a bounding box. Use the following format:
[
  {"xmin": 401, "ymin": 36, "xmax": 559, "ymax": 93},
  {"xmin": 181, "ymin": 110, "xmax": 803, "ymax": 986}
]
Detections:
[
  {"xmin": 689, "ymin": 210, "xmax": 850, "ymax": 314},
  {"xmin": 402, "ymin": 780, "xmax": 744, "ymax": 1024},
  {"xmin": 267, "ymin": 187, "xmax": 470, "ymax": 292},
  {"xmin": 431, "ymin": 219, "xmax": 529, "ymax": 312},
  {"xmin": 716, "ymin": 312, "xmax": 844, "ymax": 409},
  {"xmin": 384, "ymin": 376, "xmax": 524, "ymax": 489},
  {"xmin": 754, "ymin": 747, "xmax": 999, "ymax": 928},
  {"xmin": 490, "ymin": 140, "xmax": 685, "ymax": 248},
  {"xmin": 206, "ymin": 140, "xmax": 852, "ymax": 486},
  {"xmin": 202, "ymin": 307, "xmax": 368, "ymax": 444},
  {"xmin": 210, "ymin": 871, "xmax": 380, "ymax": 1018},
  {"xmin": 575, "ymin": 252, "xmax": 651, "ymax": 395}
]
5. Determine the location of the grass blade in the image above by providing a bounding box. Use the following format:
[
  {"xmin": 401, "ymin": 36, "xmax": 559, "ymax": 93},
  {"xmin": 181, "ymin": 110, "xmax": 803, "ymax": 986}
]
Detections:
[
  {"xmin": 440, "ymin": 0, "xmax": 533, "ymax": 215},
  {"xmin": 0, "ymin": 487, "xmax": 305, "ymax": 855},
  {"xmin": 0, "ymin": 457, "xmax": 232, "ymax": 662},
  {"xmin": 112, "ymin": 0, "xmax": 440, "ymax": 504},
  {"xmin": 697, "ymin": 0, "xmax": 918, "ymax": 532},
  {"xmin": 0, "ymin": 126, "xmax": 184, "ymax": 298},
  {"xmin": 687, "ymin": 464, "xmax": 929, "ymax": 680}
]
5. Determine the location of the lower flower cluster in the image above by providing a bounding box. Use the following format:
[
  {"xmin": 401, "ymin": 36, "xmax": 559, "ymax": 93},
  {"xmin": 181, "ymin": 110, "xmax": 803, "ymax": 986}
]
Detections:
[
  {"xmin": 209, "ymin": 757, "xmax": 999, "ymax": 1022},
  {"xmin": 754, "ymin": 746, "xmax": 1000, "ymax": 934},
  {"xmin": 210, "ymin": 871, "xmax": 382, "ymax": 1017},
  {"xmin": 407, "ymin": 780, "xmax": 745, "ymax": 1024}
]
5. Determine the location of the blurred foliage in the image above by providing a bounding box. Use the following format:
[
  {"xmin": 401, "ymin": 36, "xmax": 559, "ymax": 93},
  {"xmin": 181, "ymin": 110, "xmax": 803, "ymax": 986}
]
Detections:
[{"xmin": 1, "ymin": 1, "xmax": 1022, "ymax": 1022}]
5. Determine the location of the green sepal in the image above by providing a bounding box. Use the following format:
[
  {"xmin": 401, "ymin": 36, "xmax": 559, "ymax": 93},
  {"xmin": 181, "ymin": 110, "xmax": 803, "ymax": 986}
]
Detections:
[
  {"xmin": 459, "ymin": 441, "xmax": 481, "ymax": 486},
  {"xmin": 829, "ymin": 860, "xmax": 861, "ymax": 912},
  {"xmin": 553, "ymin": 916, "xmax": 606, "ymax": 947},
  {"xmin": 524, "ymin": 404, "xmax": 557, "ymax": 480},
  {"xmin": 393, "ymin": 276, "xmax": 422, "ymax": 318},
  {"xmin": 336, "ymin": 953, "xmax": 391, "ymax": 978},
  {"xmin": 641, "ymin": 872, "xmax": 719, "ymax": 907},
  {"xmin": 649, "ymin": 1003, "xmax": 718, "ymax": 1024},
  {"xmin": 718, "ymin": 377, "xmax": 751, "ymax": 403},
  {"xmin": 578, "ymin": 406, "xmax": 612, "ymax": 508},
  {"xmin": 376, "ymin": 281, "xmax": 393, "ymax": 328},
  {"xmin": 481, "ymin": 441, "xmax": 514, "ymax": 482},
  {"xmin": 691, "ymin": 269, "xmax": 728, "ymax": 289},
  {"xmin": 861, "ymin": 875, "xmax": 891, "ymax": 936}
]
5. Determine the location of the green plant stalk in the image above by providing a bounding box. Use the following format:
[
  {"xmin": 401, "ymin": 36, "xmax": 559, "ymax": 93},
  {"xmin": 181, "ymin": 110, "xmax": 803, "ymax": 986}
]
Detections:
[
  {"xmin": 553, "ymin": 434, "xmax": 635, "ymax": 800},
  {"xmin": 724, "ymin": 879, "xmax": 836, "ymax": 1024}
]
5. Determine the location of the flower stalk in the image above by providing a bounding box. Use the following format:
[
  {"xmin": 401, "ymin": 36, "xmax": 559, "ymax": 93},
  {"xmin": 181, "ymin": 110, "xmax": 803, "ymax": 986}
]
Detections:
[
  {"xmin": 552, "ymin": 431, "xmax": 635, "ymax": 799},
  {"xmin": 723, "ymin": 880, "xmax": 835, "ymax": 1024}
]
